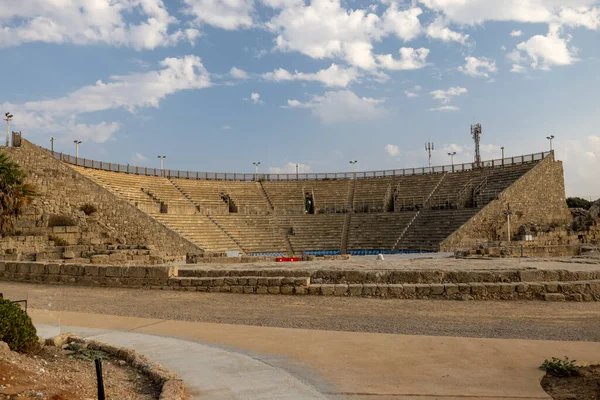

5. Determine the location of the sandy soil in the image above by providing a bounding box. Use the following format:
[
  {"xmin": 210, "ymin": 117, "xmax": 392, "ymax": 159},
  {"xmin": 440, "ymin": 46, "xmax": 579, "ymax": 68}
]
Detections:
[{"xmin": 0, "ymin": 343, "xmax": 160, "ymax": 400}]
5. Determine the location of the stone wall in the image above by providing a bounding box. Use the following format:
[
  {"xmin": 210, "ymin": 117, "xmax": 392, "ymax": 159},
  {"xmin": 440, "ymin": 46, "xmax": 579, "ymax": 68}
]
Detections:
[
  {"xmin": 441, "ymin": 154, "xmax": 571, "ymax": 250},
  {"xmin": 2, "ymin": 140, "xmax": 200, "ymax": 258}
]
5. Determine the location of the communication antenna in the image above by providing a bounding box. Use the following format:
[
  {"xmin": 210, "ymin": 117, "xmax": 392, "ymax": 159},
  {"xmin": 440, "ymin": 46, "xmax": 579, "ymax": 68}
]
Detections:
[
  {"xmin": 471, "ymin": 123, "xmax": 482, "ymax": 168},
  {"xmin": 425, "ymin": 142, "xmax": 434, "ymax": 167}
]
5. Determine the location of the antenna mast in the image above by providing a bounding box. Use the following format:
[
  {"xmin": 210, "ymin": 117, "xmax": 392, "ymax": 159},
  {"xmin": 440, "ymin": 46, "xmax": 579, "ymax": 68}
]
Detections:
[
  {"xmin": 471, "ymin": 123, "xmax": 482, "ymax": 168},
  {"xmin": 425, "ymin": 142, "xmax": 434, "ymax": 167}
]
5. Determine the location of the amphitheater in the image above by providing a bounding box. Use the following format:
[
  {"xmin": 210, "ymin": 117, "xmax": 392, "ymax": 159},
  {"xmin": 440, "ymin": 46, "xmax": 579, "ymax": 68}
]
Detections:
[{"xmin": 3, "ymin": 136, "xmax": 600, "ymax": 302}]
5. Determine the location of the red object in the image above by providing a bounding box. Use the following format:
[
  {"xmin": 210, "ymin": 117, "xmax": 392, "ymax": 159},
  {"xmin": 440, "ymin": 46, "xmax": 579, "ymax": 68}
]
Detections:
[{"xmin": 276, "ymin": 257, "xmax": 299, "ymax": 262}]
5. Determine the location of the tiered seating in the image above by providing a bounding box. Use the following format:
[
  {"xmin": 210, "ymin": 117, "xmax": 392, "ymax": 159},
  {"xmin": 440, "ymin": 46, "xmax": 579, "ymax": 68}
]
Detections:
[
  {"xmin": 210, "ymin": 215, "xmax": 287, "ymax": 253},
  {"xmin": 347, "ymin": 212, "xmax": 417, "ymax": 250},
  {"xmin": 310, "ymin": 180, "xmax": 351, "ymax": 213},
  {"xmin": 427, "ymin": 169, "xmax": 486, "ymax": 209},
  {"xmin": 393, "ymin": 174, "xmax": 443, "ymax": 211},
  {"xmin": 476, "ymin": 163, "xmax": 535, "ymax": 205},
  {"xmin": 262, "ymin": 181, "xmax": 306, "ymax": 214},
  {"xmin": 274, "ymin": 214, "xmax": 344, "ymax": 253},
  {"xmin": 171, "ymin": 179, "xmax": 228, "ymax": 214},
  {"xmin": 223, "ymin": 181, "xmax": 270, "ymax": 214},
  {"xmin": 152, "ymin": 214, "xmax": 241, "ymax": 252},
  {"xmin": 396, "ymin": 208, "xmax": 480, "ymax": 251},
  {"xmin": 353, "ymin": 177, "xmax": 394, "ymax": 212},
  {"xmin": 72, "ymin": 166, "xmax": 196, "ymax": 214}
]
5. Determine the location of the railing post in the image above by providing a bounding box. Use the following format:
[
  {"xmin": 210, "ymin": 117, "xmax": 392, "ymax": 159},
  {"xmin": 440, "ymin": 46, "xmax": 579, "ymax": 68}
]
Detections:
[
  {"xmin": 117, "ymin": 164, "xmax": 120, "ymax": 172},
  {"xmin": 109, "ymin": 162, "xmax": 112, "ymax": 171},
  {"xmin": 521, "ymin": 155, "xmax": 524, "ymax": 163}
]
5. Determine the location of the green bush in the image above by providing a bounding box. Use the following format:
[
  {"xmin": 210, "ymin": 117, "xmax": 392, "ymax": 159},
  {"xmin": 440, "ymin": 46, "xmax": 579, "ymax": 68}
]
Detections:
[
  {"xmin": 566, "ymin": 197, "xmax": 592, "ymax": 210},
  {"xmin": 47, "ymin": 215, "xmax": 77, "ymax": 227},
  {"xmin": 48, "ymin": 234, "xmax": 69, "ymax": 247},
  {"xmin": 540, "ymin": 357, "xmax": 580, "ymax": 377},
  {"xmin": 0, "ymin": 299, "xmax": 38, "ymax": 353},
  {"xmin": 79, "ymin": 203, "xmax": 97, "ymax": 216}
]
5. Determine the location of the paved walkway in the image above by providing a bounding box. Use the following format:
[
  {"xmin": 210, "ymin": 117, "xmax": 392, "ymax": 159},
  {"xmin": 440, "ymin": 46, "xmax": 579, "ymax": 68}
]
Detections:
[
  {"xmin": 36, "ymin": 323, "xmax": 327, "ymax": 400},
  {"xmin": 30, "ymin": 309, "xmax": 600, "ymax": 400}
]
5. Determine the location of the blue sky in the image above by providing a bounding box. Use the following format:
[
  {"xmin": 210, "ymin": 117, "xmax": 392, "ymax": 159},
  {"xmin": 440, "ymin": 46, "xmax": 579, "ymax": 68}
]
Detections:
[{"xmin": 1, "ymin": 0, "xmax": 599, "ymax": 197}]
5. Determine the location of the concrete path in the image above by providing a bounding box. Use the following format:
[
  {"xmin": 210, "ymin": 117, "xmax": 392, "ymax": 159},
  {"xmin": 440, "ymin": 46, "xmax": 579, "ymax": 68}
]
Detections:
[
  {"xmin": 36, "ymin": 323, "xmax": 327, "ymax": 400},
  {"xmin": 30, "ymin": 309, "xmax": 600, "ymax": 400}
]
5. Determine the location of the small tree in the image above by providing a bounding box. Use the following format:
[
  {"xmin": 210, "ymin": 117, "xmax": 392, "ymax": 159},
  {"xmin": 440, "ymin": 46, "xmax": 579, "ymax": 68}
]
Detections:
[
  {"xmin": 0, "ymin": 153, "xmax": 35, "ymax": 234},
  {"xmin": 566, "ymin": 197, "xmax": 592, "ymax": 210},
  {"xmin": 0, "ymin": 299, "xmax": 38, "ymax": 352}
]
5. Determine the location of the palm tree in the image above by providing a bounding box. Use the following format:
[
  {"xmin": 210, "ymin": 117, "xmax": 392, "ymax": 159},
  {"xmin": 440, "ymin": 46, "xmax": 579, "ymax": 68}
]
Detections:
[{"xmin": 0, "ymin": 153, "xmax": 35, "ymax": 234}]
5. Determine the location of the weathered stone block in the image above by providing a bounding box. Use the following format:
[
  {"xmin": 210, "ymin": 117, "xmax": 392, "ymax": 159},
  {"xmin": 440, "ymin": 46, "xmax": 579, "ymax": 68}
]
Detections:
[
  {"xmin": 124, "ymin": 267, "xmax": 147, "ymax": 278},
  {"xmin": 545, "ymin": 282, "xmax": 559, "ymax": 293},
  {"xmin": 267, "ymin": 286, "xmax": 280, "ymax": 294},
  {"xmin": 231, "ymin": 286, "xmax": 243, "ymax": 294},
  {"xmin": 544, "ymin": 293, "xmax": 565, "ymax": 302},
  {"xmin": 362, "ymin": 283, "xmax": 377, "ymax": 296},
  {"xmin": 333, "ymin": 284, "xmax": 348, "ymax": 296},
  {"xmin": 457, "ymin": 283, "xmax": 471, "ymax": 293},
  {"xmin": 243, "ymin": 286, "xmax": 255, "ymax": 294},
  {"xmin": 294, "ymin": 277, "xmax": 310, "ymax": 287},
  {"xmin": 403, "ymin": 284, "xmax": 416, "ymax": 295},
  {"xmin": 308, "ymin": 285, "xmax": 321, "ymax": 295},
  {"xmin": 321, "ymin": 284, "xmax": 335, "ymax": 296},
  {"xmin": 348, "ymin": 284, "xmax": 362, "ymax": 296},
  {"xmin": 104, "ymin": 266, "xmax": 122, "ymax": 277},
  {"xmin": 469, "ymin": 283, "xmax": 486, "ymax": 295},
  {"xmin": 267, "ymin": 277, "xmax": 282, "ymax": 286},
  {"xmin": 256, "ymin": 286, "xmax": 268, "ymax": 294},
  {"xmin": 499, "ymin": 283, "xmax": 516, "ymax": 293},
  {"xmin": 415, "ymin": 283, "xmax": 431, "ymax": 296},
  {"xmin": 444, "ymin": 283, "xmax": 459, "ymax": 295},
  {"xmin": 295, "ymin": 286, "xmax": 307, "ymax": 295},
  {"xmin": 280, "ymin": 286, "xmax": 293, "ymax": 295},
  {"xmin": 376, "ymin": 284, "xmax": 389, "ymax": 297},
  {"xmin": 84, "ymin": 265, "xmax": 99, "ymax": 276},
  {"xmin": 518, "ymin": 270, "xmax": 544, "ymax": 282},
  {"xmin": 388, "ymin": 284, "xmax": 404, "ymax": 297},
  {"xmin": 345, "ymin": 270, "xmax": 367, "ymax": 283},
  {"xmin": 557, "ymin": 282, "xmax": 572, "ymax": 293}
]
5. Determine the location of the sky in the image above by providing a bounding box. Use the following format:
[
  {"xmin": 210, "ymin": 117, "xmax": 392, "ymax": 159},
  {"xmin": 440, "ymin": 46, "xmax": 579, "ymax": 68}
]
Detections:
[{"xmin": 1, "ymin": 0, "xmax": 599, "ymax": 198}]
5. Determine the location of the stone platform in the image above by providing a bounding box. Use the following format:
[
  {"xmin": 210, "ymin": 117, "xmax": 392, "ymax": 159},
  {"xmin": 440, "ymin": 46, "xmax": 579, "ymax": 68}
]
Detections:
[{"xmin": 2, "ymin": 255, "xmax": 600, "ymax": 301}]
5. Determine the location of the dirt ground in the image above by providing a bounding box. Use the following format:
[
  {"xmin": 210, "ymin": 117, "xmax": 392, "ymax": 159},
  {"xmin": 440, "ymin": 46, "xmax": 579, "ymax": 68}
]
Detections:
[
  {"xmin": 0, "ymin": 344, "xmax": 160, "ymax": 400},
  {"xmin": 541, "ymin": 365, "xmax": 600, "ymax": 399}
]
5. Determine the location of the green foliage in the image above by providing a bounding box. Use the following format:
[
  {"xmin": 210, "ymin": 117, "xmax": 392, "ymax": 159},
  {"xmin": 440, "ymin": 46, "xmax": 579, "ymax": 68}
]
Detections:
[
  {"xmin": 47, "ymin": 215, "xmax": 77, "ymax": 227},
  {"xmin": 65, "ymin": 343, "xmax": 109, "ymax": 361},
  {"xmin": 540, "ymin": 357, "xmax": 580, "ymax": 377},
  {"xmin": 0, "ymin": 152, "xmax": 36, "ymax": 235},
  {"xmin": 79, "ymin": 203, "xmax": 97, "ymax": 216},
  {"xmin": 48, "ymin": 234, "xmax": 69, "ymax": 247},
  {"xmin": 0, "ymin": 299, "xmax": 38, "ymax": 353},
  {"xmin": 566, "ymin": 197, "xmax": 592, "ymax": 210}
]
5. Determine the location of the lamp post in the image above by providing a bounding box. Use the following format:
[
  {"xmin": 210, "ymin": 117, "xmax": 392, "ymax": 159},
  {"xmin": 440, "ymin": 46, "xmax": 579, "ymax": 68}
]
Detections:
[
  {"xmin": 4, "ymin": 112, "xmax": 13, "ymax": 147},
  {"xmin": 73, "ymin": 140, "xmax": 82, "ymax": 159},
  {"xmin": 50, "ymin": 137, "xmax": 55, "ymax": 153},
  {"xmin": 295, "ymin": 163, "xmax": 299, "ymax": 179},
  {"xmin": 157, "ymin": 156, "xmax": 166, "ymax": 170},
  {"xmin": 425, "ymin": 142, "xmax": 434, "ymax": 168},
  {"xmin": 349, "ymin": 160, "xmax": 358, "ymax": 178},
  {"xmin": 504, "ymin": 208, "xmax": 513, "ymax": 243},
  {"xmin": 253, "ymin": 161, "xmax": 261, "ymax": 181},
  {"xmin": 447, "ymin": 151, "xmax": 456, "ymax": 166},
  {"xmin": 546, "ymin": 135, "xmax": 555, "ymax": 152},
  {"xmin": 501, "ymin": 146, "xmax": 505, "ymax": 167}
]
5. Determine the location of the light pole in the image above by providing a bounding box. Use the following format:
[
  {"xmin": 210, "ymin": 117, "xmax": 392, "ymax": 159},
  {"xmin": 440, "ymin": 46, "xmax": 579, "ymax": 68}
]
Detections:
[
  {"xmin": 157, "ymin": 156, "xmax": 166, "ymax": 170},
  {"xmin": 425, "ymin": 142, "xmax": 434, "ymax": 168},
  {"xmin": 501, "ymin": 146, "xmax": 505, "ymax": 166},
  {"xmin": 447, "ymin": 151, "xmax": 456, "ymax": 166},
  {"xmin": 4, "ymin": 112, "xmax": 13, "ymax": 147},
  {"xmin": 504, "ymin": 208, "xmax": 513, "ymax": 243},
  {"xmin": 50, "ymin": 137, "xmax": 55, "ymax": 153},
  {"xmin": 295, "ymin": 163, "xmax": 299, "ymax": 178},
  {"xmin": 253, "ymin": 161, "xmax": 261, "ymax": 181},
  {"xmin": 73, "ymin": 140, "xmax": 82, "ymax": 159},
  {"xmin": 349, "ymin": 160, "xmax": 358, "ymax": 178},
  {"xmin": 546, "ymin": 135, "xmax": 555, "ymax": 152}
]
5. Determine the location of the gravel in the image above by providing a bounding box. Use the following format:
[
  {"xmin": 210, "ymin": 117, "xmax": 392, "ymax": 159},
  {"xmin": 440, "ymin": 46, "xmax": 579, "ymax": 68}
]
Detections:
[{"xmin": 3, "ymin": 282, "xmax": 600, "ymax": 342}]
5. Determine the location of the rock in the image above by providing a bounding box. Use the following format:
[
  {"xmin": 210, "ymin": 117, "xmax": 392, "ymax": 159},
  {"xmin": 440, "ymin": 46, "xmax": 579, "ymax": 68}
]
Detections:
[
  {"xmin": 376, "ymin": 254, "xmax": 385, "ymax": 261},
  {"xmin": 159, "ymin": 380, "xmax": 185, "ymax": 400},
  {"xmin": 590, "ymin": 199, "xmax": 600, "ymax": 220},
  {"xmin": 45, "ymin": 333, "xmax": 82, "ymax": 347},
  {"xmin": 62, "ymin": 251, "xmax": 75, "ymax": 259},
  {"xmin": 0, "ymin": 341, "xmax": 10, "ymax": 354},
  {"xmin": 118, "ymin": 360, "xmax": 127, "ymax": 366}
]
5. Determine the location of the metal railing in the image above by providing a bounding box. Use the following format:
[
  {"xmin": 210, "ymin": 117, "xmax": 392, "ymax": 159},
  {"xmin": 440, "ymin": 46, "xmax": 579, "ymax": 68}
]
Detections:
[{"xmin": 41, "ymin": 145, "xmax": 551, "ymax": 182}]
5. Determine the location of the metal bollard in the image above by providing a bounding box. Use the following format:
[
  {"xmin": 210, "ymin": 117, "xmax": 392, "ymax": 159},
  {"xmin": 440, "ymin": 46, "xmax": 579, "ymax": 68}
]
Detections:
[{"xmin": 95, "ymin": 359, "xmax": 105, "ymax": 400}]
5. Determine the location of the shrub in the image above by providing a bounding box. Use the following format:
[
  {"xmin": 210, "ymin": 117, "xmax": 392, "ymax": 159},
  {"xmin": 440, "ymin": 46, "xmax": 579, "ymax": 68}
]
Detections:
[
  {"xmin": 48, "ymin": 235, "xmax": 68, "ymax": 247},
  {"xmin": 566, "ymin": 197, "xmax": 592, "ymax": 210},
  {"xmin": 0, "ymin": 299, "xmax": 38, "ymax": 352},
  {"xmin": 79, "ymin": 203, "xmax": 97, "ymax": 216},
  {"xmin": 47, "ymin": 215, "xmax": 77, "ymax": 227},
  {"xmin": 540, "ymin": 357, "xmax": 580, "ymax": 377}
]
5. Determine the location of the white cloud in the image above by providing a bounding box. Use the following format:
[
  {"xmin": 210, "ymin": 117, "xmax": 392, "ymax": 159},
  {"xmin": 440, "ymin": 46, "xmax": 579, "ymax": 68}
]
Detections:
[
  {"xmin": 230, "ymin": 67, "xmax": 249, "ymax": 79},
  {"xmin": 458, "ymin": 56, "xmax": 498, "ymax": 77},
  {"xmin": 131, "ymin": 152, "xmax": 148, "ymax": 163},
  {"xmin": 425, "ymin": 17, "xmax": 469, "ymax": 44},
  {"xmin": 248, "ymin": 92, "xmax": 263, "ymax": 104},
  {"xmin": 222, "ymin": 125, "xmax": 233, "ymax": 130},
  {"xmin": 385, "ymin": 144, "xmax": 400, "ymax": 156},
  {"xmin": 382, "ymin": 6, "xmax": 423, "ymax": 41},
  {"xmin": 510, "ymin": 64, "xmax": 527, "ymax": 73},
  {"xmin": 262, "ymin": 64, "xmax": 360, "ymax": 87},
  {"xmin": 0, "ymin": 0, "xmax": 198, "ymax": 50},
  {"xmin": 284, "ymin": 90, "xmax": 387, "ymax": 124},
  {"xmin": 268, "ymin": 162, "xmax": 312, "ymax": 174},
  {"xmin": 404, "ymin": 85, "xmax": 422, "ymax": 98},
  {"xmin": 418, "ymin": 0, "xmax": 598, "ymax": 25},
  {"xmin": 376, "ymin": 47, "xmax": 430, "ymax": 70},
  {"xmin": 558, "ymin": 135, "xmax": 600, "ymax": 197},
  {"xmin": 183, "ymin": 0, "xmax": 254, "ymax": 30},
  {"xmin": 429, "ymin": 105, "xmax": 459, "ymax": 112},
  {"xmin": 510, "ymin": 29, "xmax": 523, "ymax": 37},
  {"xmin": 556, "ymin": 6, "xmax": 600, "ymax": 30},
  {"xmin": 6, "ymin": 55, "xmax": 211, "ymax": 143},
  {"xmin": 430, "ymin": 86, "xmax": 468, "ymax": 104},
  {"xmin": 512, "ymin": 28, "xmax": 577, "ymax": 71}
]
